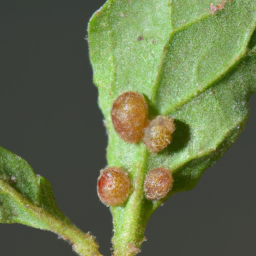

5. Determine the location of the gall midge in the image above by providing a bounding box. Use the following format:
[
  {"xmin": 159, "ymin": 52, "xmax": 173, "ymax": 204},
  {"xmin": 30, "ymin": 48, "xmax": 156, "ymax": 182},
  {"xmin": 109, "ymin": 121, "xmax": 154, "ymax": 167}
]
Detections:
[
  {"xmin": 144, "ymin": 168, "xmax": 173, "ymax": 200},
  {"xmin": 111, "ymin": 91, "xmax": 148, "ymax": 143},
  {"xmin": 97, "ymin": 167, "xmax": 131, "ymax": 206}
]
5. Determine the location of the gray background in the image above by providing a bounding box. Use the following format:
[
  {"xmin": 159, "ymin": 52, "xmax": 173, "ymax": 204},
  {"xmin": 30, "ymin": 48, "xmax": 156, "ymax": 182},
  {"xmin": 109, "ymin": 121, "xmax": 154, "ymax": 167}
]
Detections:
[{"xmin": 1, "ymin": 1, "xmax": 256, "ymax": 255}]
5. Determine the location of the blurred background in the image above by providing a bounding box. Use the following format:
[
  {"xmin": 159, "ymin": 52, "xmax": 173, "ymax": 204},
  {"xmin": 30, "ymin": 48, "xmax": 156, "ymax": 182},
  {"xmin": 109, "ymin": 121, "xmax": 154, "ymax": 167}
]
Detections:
[{"xmin": 1, "ymin": 1, "xmax": 256, "ymax": 255}]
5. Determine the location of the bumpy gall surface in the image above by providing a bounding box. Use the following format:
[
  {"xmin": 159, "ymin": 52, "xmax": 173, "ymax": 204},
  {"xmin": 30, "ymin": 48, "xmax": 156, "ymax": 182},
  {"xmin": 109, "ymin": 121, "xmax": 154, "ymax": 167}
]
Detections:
[
  {"xmin": 97, "ymin": 167, "xmax": 131, "ymax": 206},
  {"xmin": 111, "ymin": 91, "xmax": 148, "ymax": 143},
  {"xmin": 144, "ymin": 168, "xmax": 173, "ymax": 200},
  {"xmin": 142, "ymin": 116, "xmax": 175, "ymax": 153}
]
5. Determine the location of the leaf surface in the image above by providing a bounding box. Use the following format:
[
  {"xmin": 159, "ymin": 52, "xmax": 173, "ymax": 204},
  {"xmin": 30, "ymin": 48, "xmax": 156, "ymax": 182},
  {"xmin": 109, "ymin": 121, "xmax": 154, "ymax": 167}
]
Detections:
[{"xmin": 88, "ymin": 0, "xmax": 256, "ymax": 255}]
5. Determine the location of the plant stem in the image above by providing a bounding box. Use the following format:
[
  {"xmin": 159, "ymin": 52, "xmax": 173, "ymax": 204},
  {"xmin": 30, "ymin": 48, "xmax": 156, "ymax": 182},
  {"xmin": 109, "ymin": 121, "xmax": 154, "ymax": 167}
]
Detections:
[
  {"xmin": 0, "ymin": 180, "xmax": 102, "ymax": 256},
  {"xmin": 111, "ymin": 149, "xmax": 153, "ymax": 256}
]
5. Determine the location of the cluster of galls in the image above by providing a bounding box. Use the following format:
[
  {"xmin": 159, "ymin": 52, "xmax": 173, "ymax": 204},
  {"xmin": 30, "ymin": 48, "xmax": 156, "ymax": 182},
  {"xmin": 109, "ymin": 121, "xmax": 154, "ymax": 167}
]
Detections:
[
  {"xmin": 97, "ymin": 92, "xmax": 175, "ymax": 207},
  {"xmin": 111, "ymin": 91, "xmax": 175, "ymax": 152},
  {"xmin": 97, "ymin": 166, "xmax": 173, "ymax": 206}
]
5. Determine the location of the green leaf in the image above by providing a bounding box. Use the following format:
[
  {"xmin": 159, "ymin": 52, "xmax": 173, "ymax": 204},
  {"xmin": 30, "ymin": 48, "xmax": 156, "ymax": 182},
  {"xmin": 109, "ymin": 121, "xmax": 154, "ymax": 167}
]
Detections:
[
  {"xmin": 0, "ymin": 147, "xmax": 102, "ymax": 256},
  {"xmin": 88, "ymin": 0, "xmax": 256, "ymax": 255}
]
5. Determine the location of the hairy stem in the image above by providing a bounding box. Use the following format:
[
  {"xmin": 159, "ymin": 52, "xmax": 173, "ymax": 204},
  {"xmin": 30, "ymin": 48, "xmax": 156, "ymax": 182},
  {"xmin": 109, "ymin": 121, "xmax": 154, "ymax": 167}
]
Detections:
[
  {"xmin": 111, "ymin": 149, "xmax": 153, "ymax": 256},
  {"xmin": 0, "ymin": 179, "xmax": 102, "ymax": 256}
]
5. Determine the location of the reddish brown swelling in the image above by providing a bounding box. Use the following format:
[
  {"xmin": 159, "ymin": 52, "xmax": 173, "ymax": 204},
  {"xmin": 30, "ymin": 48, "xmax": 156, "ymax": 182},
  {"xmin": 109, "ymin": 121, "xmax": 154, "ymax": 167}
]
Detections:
[
  {"xmin": 142, "ymin": 116, "xmax": 175, "ymax": 153},
  {"xmin": 144, "ymin": 168, "xmax": 173, "ymax": 200},
  {"xmin": 111, "ymin": 92, "xmax": 148, "ymax": 143},
  {"xmin": 97, "ymin": 167, "xmax": 131, "ymax": 206}
]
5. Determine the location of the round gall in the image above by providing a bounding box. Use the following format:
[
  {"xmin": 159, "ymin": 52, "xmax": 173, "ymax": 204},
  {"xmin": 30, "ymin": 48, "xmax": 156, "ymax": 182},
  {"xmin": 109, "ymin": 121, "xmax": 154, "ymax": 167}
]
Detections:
[
  {"xmin": 144, "ymin": 168, "xmax": 173, "ymax": 200},
  {"xmin": 111, "ymin": 91, "xmax": 148, "ymax": 143},
  {"xmin": 97, "ymin": 167, "xmax": 131, "ymax": 206},
  {"xmin": 142, "ymin": 116, "xmax": 175, "ymax": 153}
]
